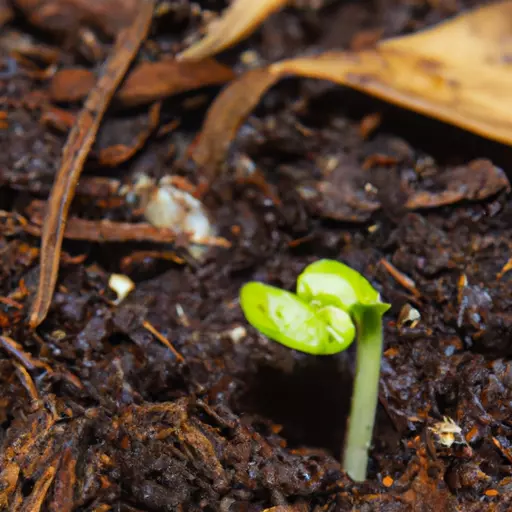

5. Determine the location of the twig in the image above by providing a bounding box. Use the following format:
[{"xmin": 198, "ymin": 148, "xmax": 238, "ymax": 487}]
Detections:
[
  {"xmin": 29, "ymin": 0, "xmax": 155, "ymax": 329},
  {"xmin": 0, "ymin": 335, "xmax": 53, "ymax": 373},
  {"xmin": 24, "ymin": 215, "xmax": 231, "ymax": 247},
  {"xmin": 13, "ymin": 361, "xmax": 39, "ymax": 401},
  {"xmin": 497, "ymin": 257, "xmax": 512, "ymax": 280},
  {"xmin": 379, "ymin": 259, "xmax": 421, "ymax": 298},
  {"xmin": 142, "ymin": 320, "xmax": 184, "ymax": 363}
]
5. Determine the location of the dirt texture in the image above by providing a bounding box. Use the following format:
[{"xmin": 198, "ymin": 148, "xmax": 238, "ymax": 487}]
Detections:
[{"xmin": 0, "ymin": 0, "xmax": 511, "ymax": 511}]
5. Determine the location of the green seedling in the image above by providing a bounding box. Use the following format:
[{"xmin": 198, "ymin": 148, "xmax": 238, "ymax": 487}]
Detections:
[{"xmin": 240, "ymin": 259, "xmax": 390, "ymax": 482}]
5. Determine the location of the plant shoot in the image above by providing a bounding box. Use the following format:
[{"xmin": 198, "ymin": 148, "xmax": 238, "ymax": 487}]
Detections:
[{"xmin": 240, "ymin": 259, "xmax": 390, "ymax": 482}]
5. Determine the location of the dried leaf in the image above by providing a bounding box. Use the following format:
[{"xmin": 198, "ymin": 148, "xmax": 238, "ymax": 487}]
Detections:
[
  {"xmin": 192, "ymin": 2, "xmax": 512, "ymax": 177},
  {"xmin": 192, "ymin": 68, "xmax": 280, "ymax": 170},
  {"xmin": 179, "ymin": 0, "xmax": 288, "ymax": 61},
  {"xmin": 116, "ymin": 59, "xmax": 235, "ymax": 108},
  {"xmin": 49, "ymin": 59, "xmax": 234, "ymax": 108}
]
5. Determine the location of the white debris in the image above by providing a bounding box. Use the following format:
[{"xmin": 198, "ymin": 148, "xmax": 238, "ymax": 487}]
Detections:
[
  {"xmin": 109, "ymin": 273, "xmax": 135, "ymax": 305},
  {"xmin": 124, "ymin": 174, "xmax": 216, "ymax": 260}
]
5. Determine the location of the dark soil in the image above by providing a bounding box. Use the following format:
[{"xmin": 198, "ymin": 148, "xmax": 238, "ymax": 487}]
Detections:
[{"xmin": 1, "ymin": 1, "xmax": 511, "ymax": 511}]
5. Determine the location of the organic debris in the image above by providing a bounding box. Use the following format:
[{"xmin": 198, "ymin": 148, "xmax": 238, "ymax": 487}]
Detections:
[
  {"xmin": 1, "ymin": 0, "xmax": 512, "ymax": 510},
  {"xmin": 192, "ymin": 1, "xmax": 512, "ymax": 180},
  {"xmin": 28, "ymin": 0, "xmax": 155, "ymax": 328},
  {"xmin": 49, "ymin": 59, "xmax": 235, "ymax": 108},
  {"xmin": 108, "ymin": 273, "xmax": 135, "ymax": 305},
  {"xmin": 179, "ymin": 0, "xmax": 289, "ymax": 61}
]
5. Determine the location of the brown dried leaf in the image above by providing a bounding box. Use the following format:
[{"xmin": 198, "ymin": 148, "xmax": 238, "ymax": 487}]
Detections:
[
  {"xmin": 192, "ymin": 68, "xmax": 280, "ymax": 170},
  {"xmin": 49, "ymin": 59, "xmax": 235, "ymax": 108},
  {"xmin": 116, "ymin": 59, "xmax": 235, "ymax": 108},
  {"xmin": 192, "ymin": 2, "xmax": 512, "ymax": 177},
  {"xmin": 179, "ymin": 0, "xmax": 288, "ymax": 61}
]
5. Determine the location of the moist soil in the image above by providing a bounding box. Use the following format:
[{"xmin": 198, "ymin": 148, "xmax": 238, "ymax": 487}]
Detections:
[{"xmin": 1, "ymin": 1, "xmax": 512, "ymax": 511}]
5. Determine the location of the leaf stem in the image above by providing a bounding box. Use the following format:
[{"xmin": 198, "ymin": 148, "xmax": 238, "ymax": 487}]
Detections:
[{"xmin": 342, "ymin": 307, "xmax": 383, "ymax": 482}]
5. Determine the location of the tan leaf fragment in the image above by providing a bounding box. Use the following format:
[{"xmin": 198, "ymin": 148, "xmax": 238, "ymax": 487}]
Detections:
[
  {"xmin": 179, "ymin": 0, "xmax": 288, "ymax": 61},
  {"xmin": 192, "ymin": 1, "xmax": 512, "ymax": 177}
]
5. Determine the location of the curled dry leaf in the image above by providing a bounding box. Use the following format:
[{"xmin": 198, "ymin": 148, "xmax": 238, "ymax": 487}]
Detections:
[
  {"xmin": 192, "ymin": 68, "xmax": 280, "ymax": 171},
  {"xmin": 49, "ymin": 59, "xmax": 234, "ymax": 108},
  {"xmin": 192, "ymin": 1, "xmax": 512, "ymax": 178},
  {"xmin": 179, "ymin": 0, "xmax": 288, "ymax": 61}
]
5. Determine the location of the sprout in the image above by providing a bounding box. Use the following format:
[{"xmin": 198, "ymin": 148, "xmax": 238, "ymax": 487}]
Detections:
[{"xmin": 240, "ymin": 259, "xmax": 390, "ymax": 482}]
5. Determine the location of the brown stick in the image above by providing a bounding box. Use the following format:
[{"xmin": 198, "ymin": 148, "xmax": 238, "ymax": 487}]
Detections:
[
  {"xmin": 29, "ymin": 1, "xmax": 155, "ymax": 329},
  {"xmin": 24, "ymin": 215, "xmax": 231, "ymax": 247},
  {"xmin": 142, "ymin": 320, "xmax": 185, "ymax": 363}
]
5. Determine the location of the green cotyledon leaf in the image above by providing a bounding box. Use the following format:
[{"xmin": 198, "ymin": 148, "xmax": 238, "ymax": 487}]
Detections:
[
  {"xmin": 296, "ymin": 259, "xmax": 390, "ymax": 317},
  {"xmin": 240, "ymin": 282, "xmax": 355, "ymax": 355}
]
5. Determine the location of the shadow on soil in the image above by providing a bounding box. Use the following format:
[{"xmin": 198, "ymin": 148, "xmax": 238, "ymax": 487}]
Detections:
[{"xmin": 236, "ymin": 354, "xmax": 353, "ymax": 455}]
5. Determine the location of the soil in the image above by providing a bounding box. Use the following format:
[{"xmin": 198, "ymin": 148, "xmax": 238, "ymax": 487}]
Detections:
[{"xmin": 1, "ymin": 1, "xmax": 511, "ymax": 511}]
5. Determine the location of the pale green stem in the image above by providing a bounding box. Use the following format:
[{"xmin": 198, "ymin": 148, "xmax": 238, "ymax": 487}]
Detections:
[{"xmin": 342, "ymin": 307, "xmax": 383, "ymax": 482}]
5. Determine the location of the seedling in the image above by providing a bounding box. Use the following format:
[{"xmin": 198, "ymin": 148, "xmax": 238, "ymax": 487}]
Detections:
[{"xmin": 240, "ymin": 259, "xmax": 390, "ymax": 482}]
